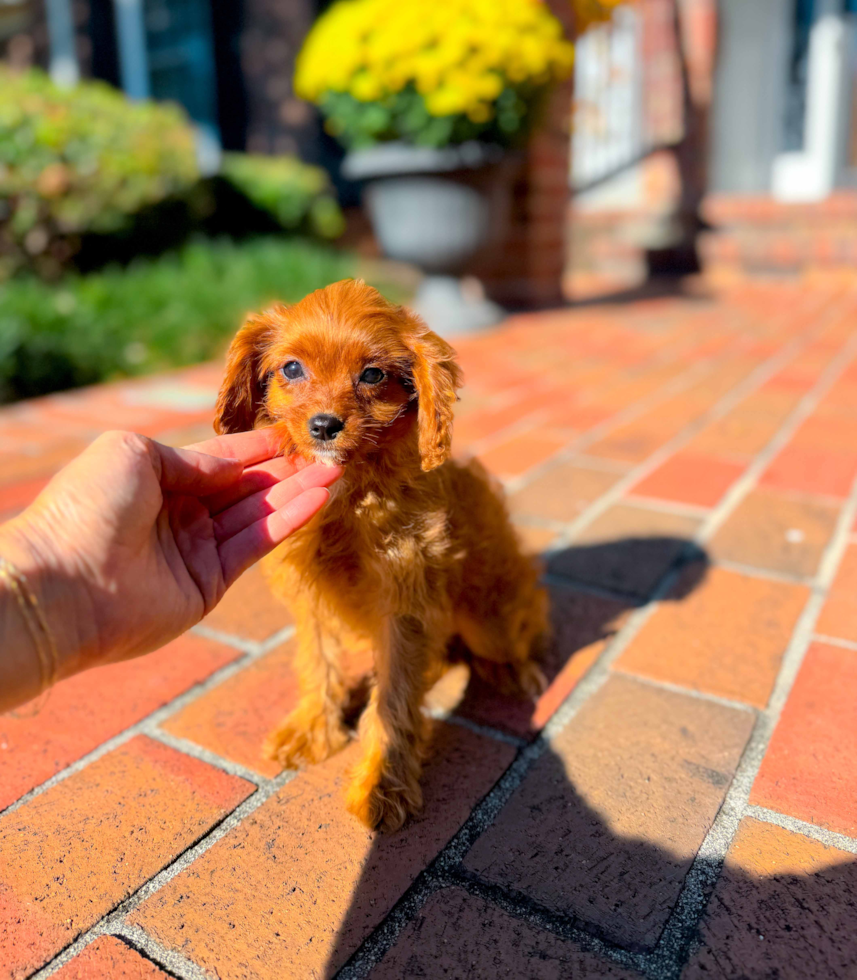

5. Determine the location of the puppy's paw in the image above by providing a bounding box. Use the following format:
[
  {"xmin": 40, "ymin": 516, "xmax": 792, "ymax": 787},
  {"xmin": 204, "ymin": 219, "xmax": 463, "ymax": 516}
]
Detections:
[
  {"xmin": 472, "ymin": 658, "xmax": 547, "ymax": 699},
  {"xmin": 345, "ymin": 760, "xmax": 423, "ymax": 833},
  {"xmin": 264, "ymin": 709, "xmax": 350, "ymax": 770}
]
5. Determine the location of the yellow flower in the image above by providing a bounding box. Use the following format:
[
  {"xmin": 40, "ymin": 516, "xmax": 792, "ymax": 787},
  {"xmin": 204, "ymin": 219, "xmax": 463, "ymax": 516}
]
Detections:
[
  {"xmin": 350, "ymin": 72, "xmax": 383, "ymax": 101},
  {"xmin": 294, "ymin": 0, "xmax": 578, "ymax": 111}
]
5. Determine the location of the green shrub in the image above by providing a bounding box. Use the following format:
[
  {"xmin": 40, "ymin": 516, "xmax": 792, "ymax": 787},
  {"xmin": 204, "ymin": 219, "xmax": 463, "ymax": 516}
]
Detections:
[
  {"xmin": 219, "ymin": 153, "xmax": 345, "ymax": 239},
  {"xmin": 0, "ymin": 236, "xmax": 371, "ymax": 403},
  {"xmin": 0, "ymin": 67, "xmax": 199, "ymax": 280}
]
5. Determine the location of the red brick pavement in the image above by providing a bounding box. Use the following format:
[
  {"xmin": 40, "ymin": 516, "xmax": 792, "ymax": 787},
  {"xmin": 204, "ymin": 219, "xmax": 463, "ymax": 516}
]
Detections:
[{"xmin": 2, "ymin": 281, "xmax": 857, "ymax": 978}]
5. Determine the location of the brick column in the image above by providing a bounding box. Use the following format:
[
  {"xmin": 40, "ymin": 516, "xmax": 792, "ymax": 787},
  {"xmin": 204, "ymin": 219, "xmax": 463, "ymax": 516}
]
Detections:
[{"xmin": 476, "ymin": 0, "xmax": 575, "ymax": 309}]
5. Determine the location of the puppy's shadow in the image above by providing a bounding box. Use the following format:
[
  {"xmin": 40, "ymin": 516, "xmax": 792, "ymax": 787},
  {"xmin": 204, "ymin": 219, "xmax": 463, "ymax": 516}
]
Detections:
[
  {"xmin": 318, "ymin": 535, "xmax": 833, "ymax": 980},
  {"xmin": 448, "ymin": 535, "xmax": 709, "ymax": 741}
]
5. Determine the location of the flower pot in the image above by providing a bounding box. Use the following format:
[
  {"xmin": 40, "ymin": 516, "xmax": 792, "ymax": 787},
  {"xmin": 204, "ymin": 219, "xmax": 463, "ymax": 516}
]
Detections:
[{"xmin": 342, "ymin": 142, "xmax": 514, "ymax": 334}]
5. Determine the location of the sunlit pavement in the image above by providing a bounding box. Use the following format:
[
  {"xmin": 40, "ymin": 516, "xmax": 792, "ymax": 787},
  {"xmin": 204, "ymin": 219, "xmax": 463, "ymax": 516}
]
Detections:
[{"xmin": 2, "ymin": 279, "xmax": 856, "ymax": 979}]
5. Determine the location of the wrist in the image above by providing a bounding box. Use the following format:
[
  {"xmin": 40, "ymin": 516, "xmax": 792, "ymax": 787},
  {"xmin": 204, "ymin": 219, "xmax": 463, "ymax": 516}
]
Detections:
[{"xmin": 0, "ymin": 517, "xmax": 94, "ymax": 694}]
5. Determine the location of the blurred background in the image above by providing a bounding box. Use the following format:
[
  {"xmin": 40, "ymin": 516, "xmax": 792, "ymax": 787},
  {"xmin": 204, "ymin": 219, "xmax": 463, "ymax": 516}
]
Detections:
[{"xmin": 1, "ymin": 0, "xmax": 856, "ymax": 403}]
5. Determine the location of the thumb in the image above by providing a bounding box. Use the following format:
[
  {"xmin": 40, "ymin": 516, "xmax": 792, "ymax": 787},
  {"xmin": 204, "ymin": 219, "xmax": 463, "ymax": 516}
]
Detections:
[{"xmin": 152, "ymin": 441, "xmax": 244, "ymax": 495}]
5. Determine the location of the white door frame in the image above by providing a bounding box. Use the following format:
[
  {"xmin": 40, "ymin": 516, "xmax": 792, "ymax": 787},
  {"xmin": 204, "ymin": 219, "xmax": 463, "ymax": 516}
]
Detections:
[{"xmin": 772, "ymin": 0, "xmax": 855, "ymax": 201}]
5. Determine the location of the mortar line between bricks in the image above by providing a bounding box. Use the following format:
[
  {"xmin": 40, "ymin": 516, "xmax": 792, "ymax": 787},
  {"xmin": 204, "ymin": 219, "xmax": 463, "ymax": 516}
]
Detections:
[
  {"xmin": 709, "ymin": 557, "xmax": 817, "ymax": 589},
  {"xmin": 563, "ymin": 453, "xmax": 632, "ymax": 473},
  {"xmin": 30, "ymin": 768, "xmax": 299, "ymax": 980},
  {"xmin": 114, "ymin": 924, "xmax": 214, "ymax": 980},
  {"xmin": 479, "ymin": 316, "xmax": 755, "ymax": 475},
  {"xmin": 443, "ymin": 868, "xmax": 648, "ymax": 974},
  {"xmin": 698, "ymin": 329, "xmax": 857, "ymax": 546},
  {"xmin": 500, "ymin": 352, "xmax": 743, "ymax": 498},
  {"xmin": 503, "ymin": 355, "xmax": 724, "ymax": 494},
  {"xmin": 744, "ymin": 805, "xmax": 857, "ymax": 853},
  {"xmin": 145, "ymin": 727, "xmax": 267, "ymax": 786},
  {"xmin": 609, "ymin": 668, "xmax": 757, "ymax": 716},
  {"xmin": 190, "ymin": 622, "xmax": 295, "ymax": 654},
  {"xmin": 811, "ymin": 632, "xmax": 857, "ymax": 652},
  {"xmin": 496, "ymin": 355, "xmax": 720, "ymax": 494},
  {"xmin": 621, "ymin": 495, "xmax": 711, "ymax": 519},
  {"xmin": 427, "ymin": 708, "xmax": 528, "ymax": 747},
  {"xmin": 545, "ymin": 292, "xmax": 852, "ymax": 549},
  {"xmin": 0, "ymin": 632, "xmax": 286, "ymax": 820},
  {"xmin": 31, "ymin": 925, "xmax": 210, "ymax": 980}
]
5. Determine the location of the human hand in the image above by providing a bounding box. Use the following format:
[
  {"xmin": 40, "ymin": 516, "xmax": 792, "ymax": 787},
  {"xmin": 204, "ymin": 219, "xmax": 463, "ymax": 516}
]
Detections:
[{"xmin": 0, "ymin": 429, "xmax": 341, "ymax": 697}]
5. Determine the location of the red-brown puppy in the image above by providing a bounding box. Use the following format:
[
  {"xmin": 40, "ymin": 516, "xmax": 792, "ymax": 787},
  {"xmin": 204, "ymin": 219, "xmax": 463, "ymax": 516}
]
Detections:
[{"xmin": 215, "ymin": 279, "xmax": 547, "ymax": 831}]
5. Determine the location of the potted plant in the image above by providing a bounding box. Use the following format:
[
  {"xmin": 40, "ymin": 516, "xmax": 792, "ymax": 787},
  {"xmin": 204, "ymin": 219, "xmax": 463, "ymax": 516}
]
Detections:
[{"xmin": 294, "ymin": 0, "xmax": 575, "ymax": 332}]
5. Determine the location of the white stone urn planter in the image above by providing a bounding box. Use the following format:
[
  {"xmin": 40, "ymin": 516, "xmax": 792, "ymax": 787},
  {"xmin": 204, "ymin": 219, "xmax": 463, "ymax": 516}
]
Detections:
[{"xmin": 342, "ymin": 141, "xmax": 513, "ymax": 334}]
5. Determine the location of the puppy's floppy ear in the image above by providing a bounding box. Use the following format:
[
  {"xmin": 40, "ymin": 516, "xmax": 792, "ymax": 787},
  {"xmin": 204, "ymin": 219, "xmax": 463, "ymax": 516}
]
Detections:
[
  {"xmin": 405, "ymin": 314, "xmax": 462, "ymax": 472},
  {"xmin": 214, "ymin": 312, "xmax": 274, "ymax": 434}
]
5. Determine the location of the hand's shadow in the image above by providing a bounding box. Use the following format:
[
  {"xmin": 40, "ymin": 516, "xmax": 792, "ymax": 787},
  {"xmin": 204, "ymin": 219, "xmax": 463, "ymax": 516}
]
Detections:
[{"xmin": 317, "ymin": 536, "xmax": 857, "ymax": 980}]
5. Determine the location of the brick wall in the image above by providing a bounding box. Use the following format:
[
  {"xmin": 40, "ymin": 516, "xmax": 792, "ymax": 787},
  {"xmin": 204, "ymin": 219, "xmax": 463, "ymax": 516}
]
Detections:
[
  {"xmin": 477, "ymin": 0, "xmax": 575, "ymax": 309},
  {"xmin": 236, "ymin": 0, "xmax": 323, "ymax": 159}
]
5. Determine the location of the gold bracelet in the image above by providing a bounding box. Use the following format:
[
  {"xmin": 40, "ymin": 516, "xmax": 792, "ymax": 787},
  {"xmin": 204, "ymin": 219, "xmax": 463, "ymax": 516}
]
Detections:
[{"xmin": 0, "ymin": 554, "xmax": 59, "ymax": 708}]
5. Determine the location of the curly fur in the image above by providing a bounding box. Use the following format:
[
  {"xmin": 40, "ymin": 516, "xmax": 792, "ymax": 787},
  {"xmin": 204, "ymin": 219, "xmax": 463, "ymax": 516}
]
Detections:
[{"xmin": 215, "ymin": 279, "xmax": 548, "ymax": 832}]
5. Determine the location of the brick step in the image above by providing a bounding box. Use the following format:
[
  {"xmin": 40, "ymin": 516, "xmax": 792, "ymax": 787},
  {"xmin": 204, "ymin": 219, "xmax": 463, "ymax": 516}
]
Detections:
[
  {"xmin": 699, "ymin": 226, "xmax": 857, "ymax": 276},
  {"xmin": 703, "ymin": 191, "xmax": 857, "ymax": 227}
]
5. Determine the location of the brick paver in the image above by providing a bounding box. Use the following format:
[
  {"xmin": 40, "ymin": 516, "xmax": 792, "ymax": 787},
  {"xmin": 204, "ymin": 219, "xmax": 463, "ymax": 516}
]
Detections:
[
  {"xmin": 684, "ymin": 819, "xmax": 857, "ymax": 980},
  {"xmin": 750, "ymin": 642, "xmax": 857, "ymax": 837},
  {"xmin": 369, "ymin": 888, "xmax": 640, "ymax": 979},
  {"xmin": 628, "ymin": 450, "xmax": 745, "ymax": 508},
  {"xmin": 615, "ymin": 564, "xmax": 809, "ymax": 707},
  {"xmin": 710, "ymin": 487, "xmax": 840, "ymax": 578},
  {"xmin": 2, "ymin": 281, "xmax": 857, "ymax": 978},
  {"xmin": 463, "ymin": 675, "xmax": 754, "ymax": 951}
]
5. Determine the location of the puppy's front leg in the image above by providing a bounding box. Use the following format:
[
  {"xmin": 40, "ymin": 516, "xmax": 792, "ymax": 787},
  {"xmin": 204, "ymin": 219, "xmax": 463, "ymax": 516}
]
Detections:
[
  {"xmin": 265, "ymin": 610, "xmax": 350, "ymax": 769},
  {"xmin": 346, "ymin": 615, "xmax": 435, "ymax": 832}
]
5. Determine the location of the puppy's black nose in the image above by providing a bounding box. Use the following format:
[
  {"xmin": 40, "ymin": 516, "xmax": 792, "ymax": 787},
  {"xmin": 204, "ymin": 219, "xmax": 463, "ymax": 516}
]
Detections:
[{"xmin": 308, "ymin": 413, "xmax": 344, "ymax": 442}]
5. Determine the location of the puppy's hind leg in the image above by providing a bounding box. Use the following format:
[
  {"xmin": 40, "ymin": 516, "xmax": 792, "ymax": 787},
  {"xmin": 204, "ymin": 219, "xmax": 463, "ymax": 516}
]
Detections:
[
  {"xmin": 458, "ymin": 575, "xmax": 550, "ymax": 699},
  {"xmin": 265, "ymin": 611, "xmax": 350, "ymax": 770}
]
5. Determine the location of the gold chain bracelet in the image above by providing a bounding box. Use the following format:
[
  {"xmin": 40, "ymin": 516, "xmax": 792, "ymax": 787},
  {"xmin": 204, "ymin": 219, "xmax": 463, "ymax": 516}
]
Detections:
[{"xmin": 0, "ymin": 555, "xmax": 59, "ymax": 710}]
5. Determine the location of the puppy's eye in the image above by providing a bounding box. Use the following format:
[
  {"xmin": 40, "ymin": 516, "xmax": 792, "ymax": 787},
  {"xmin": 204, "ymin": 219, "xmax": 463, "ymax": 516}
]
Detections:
[
  {"xmin": 359, "ymin": 367, "xmax": 384, "ymax": 385},
  {"xmin": 282, "ymin": 361, "xmax": 304, "ymax": 381}
]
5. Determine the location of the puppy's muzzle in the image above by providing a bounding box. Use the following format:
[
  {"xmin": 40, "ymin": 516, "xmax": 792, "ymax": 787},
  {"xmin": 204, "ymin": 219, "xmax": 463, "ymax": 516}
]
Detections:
[{"xmin": 308, "ymin": 413, "xmax": 344, "ymax": 442}]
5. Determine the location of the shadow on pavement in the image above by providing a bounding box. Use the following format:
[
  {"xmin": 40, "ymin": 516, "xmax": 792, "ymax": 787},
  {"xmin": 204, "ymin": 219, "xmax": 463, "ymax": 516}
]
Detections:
[{"xmin": 318, "ymin": 536, "xmax": 857, "ymax": 979}]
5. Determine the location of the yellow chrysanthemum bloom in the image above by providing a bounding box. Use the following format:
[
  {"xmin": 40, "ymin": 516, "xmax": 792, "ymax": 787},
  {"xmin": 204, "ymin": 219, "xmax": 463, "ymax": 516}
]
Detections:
[{"xmin": 295, "ymin": 0, "xmax": 575, "ymax": 121}]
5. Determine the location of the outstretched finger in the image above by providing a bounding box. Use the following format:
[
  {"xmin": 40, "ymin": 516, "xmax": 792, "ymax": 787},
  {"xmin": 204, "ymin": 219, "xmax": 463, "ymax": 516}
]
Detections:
[
  {"xmin": 213, "ymin": 463, "xmax": 342, "ymax": 541},
  {"xmin": 219, "ymin": 487, "xmax": 332, "ymax": 585},
  {"xmin": 184, "ymin": 427, "xmax": 284, "ymax": 467}
]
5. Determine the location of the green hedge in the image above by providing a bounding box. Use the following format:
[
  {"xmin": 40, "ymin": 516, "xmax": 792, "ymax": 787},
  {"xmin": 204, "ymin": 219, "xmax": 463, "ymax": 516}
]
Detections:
[
  {"xmin": 0, "ymin": 236, "xmax": 360, "ymax": 403},
  {"xmin": 219, "ymin": 153, "xmax": 345, "ymax": 240},
  {"xmin": 0, "ymin": 67, "xmax": 199, "ymax": 280},
  {"xmin": 0, "ymin": 69, "xmax": 347, "ymax": 282}
]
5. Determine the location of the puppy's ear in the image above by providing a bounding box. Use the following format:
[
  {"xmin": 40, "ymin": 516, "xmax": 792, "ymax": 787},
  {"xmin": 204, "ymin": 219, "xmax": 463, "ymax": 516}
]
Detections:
[
  {"xmin": 406, "ymin": 315, "xmax": 462, "ymax": 471},
  {"xmin": 214, "ymin": 312, "xmax": 274, "ymax": 434}
]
